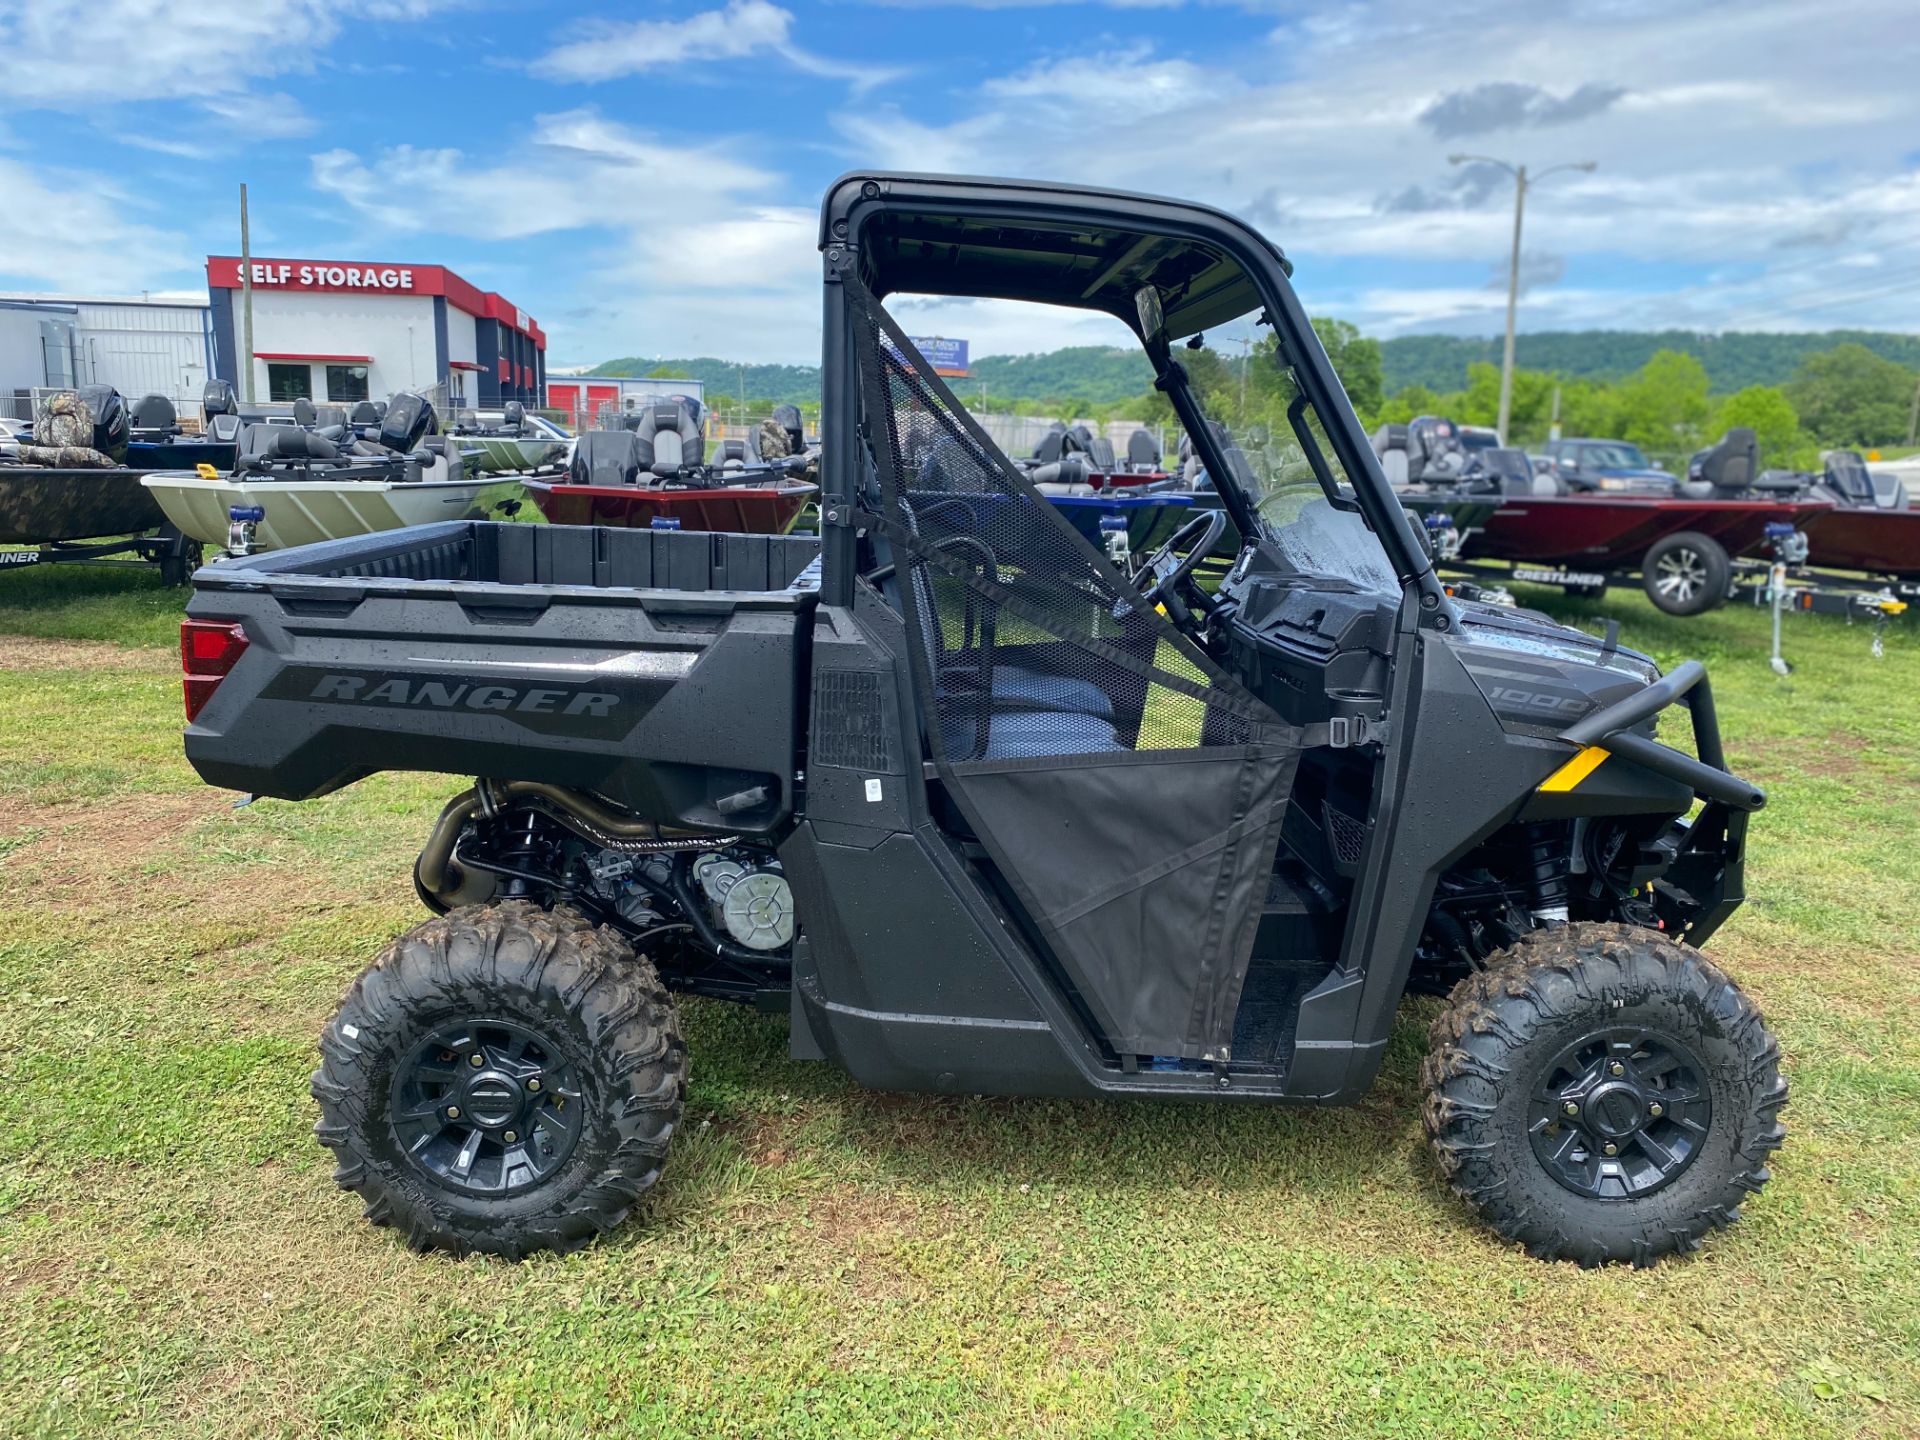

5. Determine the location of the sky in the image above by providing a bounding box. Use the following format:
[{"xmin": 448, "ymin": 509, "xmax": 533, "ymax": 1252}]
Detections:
[{"xmin": 0, "ymin": 0, "xmax": 1917, "ymax": 367}]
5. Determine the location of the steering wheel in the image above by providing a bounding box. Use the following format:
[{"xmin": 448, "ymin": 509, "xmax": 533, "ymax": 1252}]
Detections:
[{"xmin": 1131, "ymin": 508, "xmax": 1229, "ymax": 634}]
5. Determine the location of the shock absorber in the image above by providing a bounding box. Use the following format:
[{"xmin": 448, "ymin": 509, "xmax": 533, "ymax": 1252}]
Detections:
[
  {"xmin": 491, "ymin": 810, "xmax": 553, "ymax": 897},
  {"xmin": 1522, "ymin": 822, "xmax": 1571, "ymax": 927}
]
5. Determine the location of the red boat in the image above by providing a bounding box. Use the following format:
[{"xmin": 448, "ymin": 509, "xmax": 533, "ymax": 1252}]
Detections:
[
  {"xmin": 1464, "ymin": 494, "xmax": 1831, "ymax": 570},
  {"xmin": 1800, "ymin": 506, "xmax": 1920, "ymax": 579},
  {"xmin": 523, "ymin": 477, "xmax": 817, "ymax": 534}
]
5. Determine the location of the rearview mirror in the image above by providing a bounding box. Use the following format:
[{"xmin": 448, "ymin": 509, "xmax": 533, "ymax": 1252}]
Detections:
[{"xmin": 1134, "ymin": 285, "xmax": 1168, "ymax": 360}]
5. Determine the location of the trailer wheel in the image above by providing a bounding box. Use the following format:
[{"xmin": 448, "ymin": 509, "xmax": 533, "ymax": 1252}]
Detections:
[
  {"xmin": 156, "ymin": 527, "xmax": 202, "ymax": 588},
  {"xmin": 311, "ymin": 901, "xmax": 686, "ymax": 1258},
  {"xmin": 1641, "ymin": 532, "xmax": 1730, "ymax": 616},
  {"xmin": 1422, "ymin": 922, "xmax": 1786, "ymax": 1267}
]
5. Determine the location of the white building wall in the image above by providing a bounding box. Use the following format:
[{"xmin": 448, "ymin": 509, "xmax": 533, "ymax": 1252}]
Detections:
[
  {"xmin": 73, "ymin": 301, "xmax": 210, "ymax": 403},
  {"xmin": 245, "ymin": 291, "xmax": 439, "ymax": 404}
]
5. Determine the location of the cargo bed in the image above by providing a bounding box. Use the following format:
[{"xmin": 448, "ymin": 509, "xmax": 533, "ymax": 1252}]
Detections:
[{"xmin": 184, "ymin": 521, "xmax": 821, "ymax": 831}]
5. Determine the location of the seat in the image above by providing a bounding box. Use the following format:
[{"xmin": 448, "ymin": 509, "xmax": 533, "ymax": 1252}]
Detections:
[
  {"xmin": 569, "ymin": 429, "xmax": 644, "ymax": 486},
  {"xmin": 205, "ymin": 412, "xmax": 242, "ymax": 443},
  {"xmin": 628, "ymin": 402, "xmax": 704, "ymax": 477},
  {"xmin": 290, "ymin": 397, "xmax": 317, "ymax": 427},
  {"xmin": 1125, "ymin": 428, "xmax": 1161, "ymax": 472},
  {"xmin": 891, "ymin": 501, "xmax": 1122, "ymax": 761},
  {"xmin": 1032, "ymin": 424, "xmax": 1067, "ymax": 464},
  {"xmin": 130, "ymin": 393, "xmax": 178, "ymax": 441},
  {"xmin": 1696, "ymin": 428, "xmax": 1759, "ymax": 494},
  {"xmin": 712, "ymin": 437, "xmax": 753, "ymax": 471},
  {"xmin": 349, "ymin": 400, "xmax": 380, "ymax": 428}
]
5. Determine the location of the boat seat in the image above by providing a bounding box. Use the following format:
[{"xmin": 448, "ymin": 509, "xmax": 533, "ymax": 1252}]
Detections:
[
  {"xmin": 1032, "ymin": 425, "xmax": 1067, "ymax": 464},
  {"xmin": 1870, "ymin": 472, "xmax": 1910, "ymax": 511},
  {"xmin": 348, "ymin": 400, "xmax": 381, "ymax": 429},
  {"xmin": 712, "ymin": 437, "xmax": 753, "ymax": 471},
  {"xmin": 943, "ymin": 707, "xmax": 1127, "ymax": 759},
  {"xmin": 291, "ymin": 397, "xmax": 317, "ymax": 427},
  {"xmin": 130, "ymin": 393, "xmax": 178, "ymax": 440},
  {"xmin": 570, "ymin": 430, "xmax": 644, "ymax": 487},
  {"xmin": 629, "ymin": 402, "xmax": 704, "ymax": 477},
  {"xmin": 238, "ymin": 422, "xmax": 338, "ymax": 468},
  {"xmin": 206, "ymin": 413, "xmax": 242, "ymax": 443},
  {"xmin": 1125, "ymin": 428, "xmax": 1161, "ymax": 471},
  {"xmin": 1696, "ymin": 427, "xmax": 1758, "ymax": 493}
]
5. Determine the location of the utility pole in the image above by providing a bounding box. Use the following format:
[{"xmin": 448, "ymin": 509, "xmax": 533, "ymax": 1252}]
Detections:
[
  {"xmin": 238, "ymin": 183, "xmax": 256, "ymax": 404},
  {"xmin": 1907, "ymin": 370, "xmax": 1920, "ymax": 448},
  {"xmin": 1450, "ymin": 154, "xmax": 1595, "ymax": 446},
  {"xmin": 1549, "ymin": 383, "xmax": 1563, "ymax": 442}
]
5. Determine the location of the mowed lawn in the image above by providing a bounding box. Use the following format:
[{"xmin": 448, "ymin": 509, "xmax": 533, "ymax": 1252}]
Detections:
[{"xmin": 1, "ymin": 562, "xmax": 1916, "ymax": 1439}]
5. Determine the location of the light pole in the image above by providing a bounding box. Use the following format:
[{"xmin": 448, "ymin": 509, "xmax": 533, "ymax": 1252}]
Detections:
[{"xmin": 1449, "ymin": 154, "xmax": 1595, "ymax": 445}]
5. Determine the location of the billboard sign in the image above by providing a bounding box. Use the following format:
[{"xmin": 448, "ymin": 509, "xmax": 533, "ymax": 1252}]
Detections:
[{"xmin": 910, "ymin": 336, "xmax": 970, "ymax": 377}]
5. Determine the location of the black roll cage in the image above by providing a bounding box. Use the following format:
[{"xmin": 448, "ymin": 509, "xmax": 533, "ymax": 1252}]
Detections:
[{"xmin": 815, "ymin": 172, "xmax": 1455, "ymax": 624}]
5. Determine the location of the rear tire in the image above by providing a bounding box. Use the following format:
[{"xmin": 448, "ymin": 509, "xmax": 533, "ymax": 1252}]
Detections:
[
  {"xmin": 312, "ymin": 901, "xmax": 686, "ymax": 1258},
  {"xmin": 1641, "ymin": 531, "xmax": 1730, "ymax": 616},
  {"xmin": 1422, "ymin": 922, "xmax": 1786, "ymax": 1266}
]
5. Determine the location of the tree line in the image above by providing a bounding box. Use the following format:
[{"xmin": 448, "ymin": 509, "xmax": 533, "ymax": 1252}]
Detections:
[{"xmin": 596, "ymin": 329, "xmax": 1920, "ymax": 468}]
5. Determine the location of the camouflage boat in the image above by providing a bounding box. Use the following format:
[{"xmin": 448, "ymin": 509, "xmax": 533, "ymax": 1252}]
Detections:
[{"xmin": 0, "ymin": 466, "xmax": 167, "ymax": 544}]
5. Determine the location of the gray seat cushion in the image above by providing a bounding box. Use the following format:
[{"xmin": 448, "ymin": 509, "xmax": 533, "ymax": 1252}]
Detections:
[{"xmin": 943, "ymin": 708, "xmax": 1125, "ymax": 759}]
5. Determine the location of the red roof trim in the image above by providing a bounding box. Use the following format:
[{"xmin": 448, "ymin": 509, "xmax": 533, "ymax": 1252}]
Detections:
[{"xmin": 447, "ymin": 360, "xmax": 485, "ymax": 371}]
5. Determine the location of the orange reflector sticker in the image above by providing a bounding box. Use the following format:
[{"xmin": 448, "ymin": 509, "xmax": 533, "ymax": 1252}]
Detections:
[{"xmin": 1539, "ymin": 745, "xmax": 1609, "ymax": 793}]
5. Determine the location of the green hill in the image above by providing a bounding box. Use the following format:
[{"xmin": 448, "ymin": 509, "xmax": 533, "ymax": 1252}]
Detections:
[
  {"xmin": 592, "ymin": 329, "xmax": 1920, "ymax": 412},
  {"xmin": 587, "ymin": 357, "xmax": 823, "ymax": 409},
  {"xmin": 1379, "ymin": 330, "xmax": 1920, "ymax": 396}
]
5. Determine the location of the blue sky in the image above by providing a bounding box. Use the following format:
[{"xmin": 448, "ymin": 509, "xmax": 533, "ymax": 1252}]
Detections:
[{"xmin": 1, "ymin": 0, "xmax": 1917, "ymax": 366}]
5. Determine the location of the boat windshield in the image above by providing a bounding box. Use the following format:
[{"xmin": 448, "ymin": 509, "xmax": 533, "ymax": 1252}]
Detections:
[{"xmin": 1181, "ymin": 311, "xmax": 1400, "ymax": 595}]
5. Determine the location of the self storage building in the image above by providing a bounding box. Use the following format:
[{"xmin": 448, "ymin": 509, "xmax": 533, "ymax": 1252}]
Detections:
[{"xmin": 205, "ymin": 257, "xmax": 546, "ymax": 412}]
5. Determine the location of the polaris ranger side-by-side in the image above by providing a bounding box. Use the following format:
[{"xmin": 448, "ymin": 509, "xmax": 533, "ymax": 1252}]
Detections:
[{"xmin": 178, "ymin": 174, "xmax": 1785, "ymax": 1265}]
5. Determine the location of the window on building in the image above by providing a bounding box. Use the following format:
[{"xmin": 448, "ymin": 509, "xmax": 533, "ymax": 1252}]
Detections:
[
  {"xmin": 267, "ymin": 363, "xmax": 312, "ymax": 402},
  {"xmin": 326, "ymin": 365, "xmax": 370, "ymax": 403}
]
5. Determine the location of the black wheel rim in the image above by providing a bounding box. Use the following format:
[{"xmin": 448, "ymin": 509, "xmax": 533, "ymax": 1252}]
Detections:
[
  {"xmin": 1527, "ymin": 1027, "xmax": 1712, "ymax": 1200},
  {"xmin": 390, "ymin": 1019, "xmax": 585, "ymax": 1198}
]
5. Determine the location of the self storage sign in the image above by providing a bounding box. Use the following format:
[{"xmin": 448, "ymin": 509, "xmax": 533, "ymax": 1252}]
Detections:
[{"xmin": 213, "ymin": 260, "xmax": 418, "ymax": 292}]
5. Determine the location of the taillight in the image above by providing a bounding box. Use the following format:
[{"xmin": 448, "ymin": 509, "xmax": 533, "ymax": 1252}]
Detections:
[{"xmin": 180, "ymin": 619, "xmax": 249, "ymax": 722}]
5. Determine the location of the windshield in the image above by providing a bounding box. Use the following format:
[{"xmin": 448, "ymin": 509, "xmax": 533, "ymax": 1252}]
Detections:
[
  {"xmin": 1577, "ymin": 442, "xmax": 1650, "ymax": 469},
  {"xmin": 1175, "ymin": 310, "xmax": 1400, "ymax": 595}
]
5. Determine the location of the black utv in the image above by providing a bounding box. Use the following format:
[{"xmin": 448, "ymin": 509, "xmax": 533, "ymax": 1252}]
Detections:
[{"xmin": 178, "ymin": 174, "xmax": 1785, "ymax": 1266}]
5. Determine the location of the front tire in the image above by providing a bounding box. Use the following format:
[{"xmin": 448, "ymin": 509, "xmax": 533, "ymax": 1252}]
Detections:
[
  {"xmin": 1422, "ymin": 922, "xmax": 1786, "ymax": 1266},
  {"xmin": 312, "ymin": 901, "xmax": 686, "ymax": 1258}
]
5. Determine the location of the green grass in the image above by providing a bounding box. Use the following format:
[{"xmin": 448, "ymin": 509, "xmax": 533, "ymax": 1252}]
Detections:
[{"xmin": 0, "ymin": 563, "xmax": 1916, "ymax": 1438}]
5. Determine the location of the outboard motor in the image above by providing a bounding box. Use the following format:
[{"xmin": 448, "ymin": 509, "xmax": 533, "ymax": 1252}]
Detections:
[
  {"xmin": 773, "ymin": 403, "xmax": 804, "ymax": 456},
  {"xmin": 378, "ymin": 391, "xmax": 436, "ymax": 454},
  {"xmin": 502, "ymin": 400, "xmax": 526, "ymax": 433},
  {"xmin": 76, "ymin": 384, "xmax": 129, "ymax": 462},
  {"xmin": 202, "ymin": 379, "xmax": 243, "ymax": 443},
  {"xmin": 569, "ymin": 430, "xmax": 644, "ymax": 486}
]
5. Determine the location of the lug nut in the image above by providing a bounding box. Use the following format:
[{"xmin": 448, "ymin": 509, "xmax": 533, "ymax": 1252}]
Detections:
[
  {"xmin": 527, "ymin": 1078, "xmax": 541, "ymax": 1093},
  {"xmin": 1609, "ymin": 1062, "xmax": 1626, "ymax": 1077},
  {"xmin": 1563, "ymin": 1101, "xmax": 1580, "ymax": 1117},
  {"xmin": 470, "ymin": 1054, "xmax": 484, "ymax": 1068},
  {"xmin": 1648, "ymin": 1101, "xmax": 1664, "ymax": 1117},
  {"xmin": 503, "ymin": 1131, "xmax": 517, "ymax": 1144},
  {"xmin": 446, "ymin": 1106, "xmax": 461, "ymax": 1120},
  {"xmin": 1603, "ymin": 1142, "xmax": 1619, "ymax": 1156}
]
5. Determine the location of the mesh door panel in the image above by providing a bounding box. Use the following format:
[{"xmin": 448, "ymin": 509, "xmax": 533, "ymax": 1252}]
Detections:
[{"xmin": 843, "ymin": 276, "xmax": 1274, "ymax": 764}]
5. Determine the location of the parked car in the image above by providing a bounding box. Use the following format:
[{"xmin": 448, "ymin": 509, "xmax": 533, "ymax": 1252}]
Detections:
[{"xmin": 1544, "ymin": 439, "xmax": 1676, "ymax": 495}]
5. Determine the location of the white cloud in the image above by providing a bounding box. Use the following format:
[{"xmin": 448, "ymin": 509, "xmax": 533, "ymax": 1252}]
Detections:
[
  {"xmin": 825, "ymin": 0, "xmax": 1920, "ymax": 344},
  {"xmin": 308, "ymin": 112, "xmax": 822, "ymax": 361},
  {"xmin": 532, "ymin": 0, "xmax": 903, "ymax": 93},
  {"xmin": 0, "ymin": 158, "xmax": 193, "ymax": 291}
]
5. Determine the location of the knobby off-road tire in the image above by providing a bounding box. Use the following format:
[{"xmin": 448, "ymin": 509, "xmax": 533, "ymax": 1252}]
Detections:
[
  {"xmin": 311, "ymin": 901, "xmax": 686, "ymax": 1258},
  {"xmin": 1422, "ymin": 922, "xmax": 1786, "ymax": 1267}
]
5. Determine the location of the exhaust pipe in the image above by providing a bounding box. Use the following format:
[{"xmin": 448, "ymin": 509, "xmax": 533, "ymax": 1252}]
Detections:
[{"xmin": 416, "ymin": 780, "xmax": 734, "ymax": 899}]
